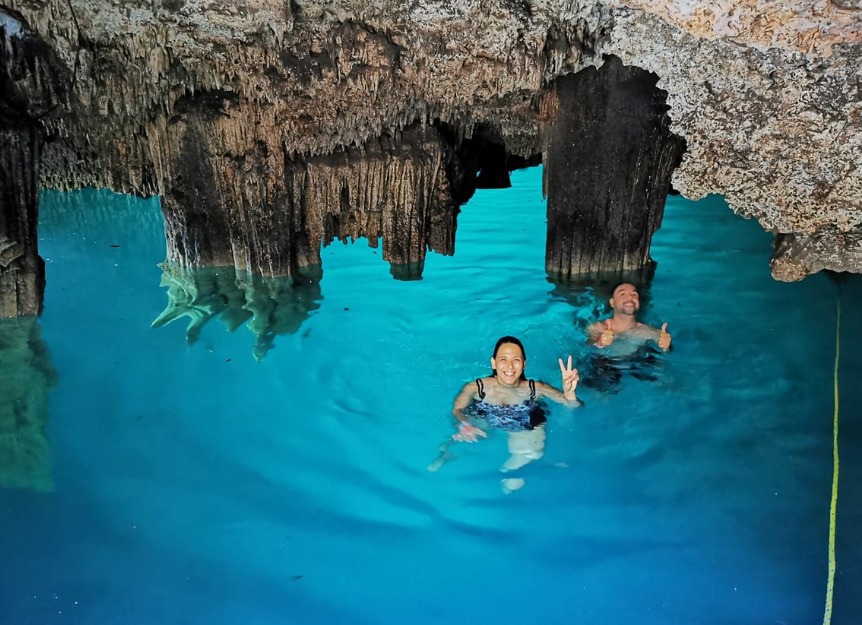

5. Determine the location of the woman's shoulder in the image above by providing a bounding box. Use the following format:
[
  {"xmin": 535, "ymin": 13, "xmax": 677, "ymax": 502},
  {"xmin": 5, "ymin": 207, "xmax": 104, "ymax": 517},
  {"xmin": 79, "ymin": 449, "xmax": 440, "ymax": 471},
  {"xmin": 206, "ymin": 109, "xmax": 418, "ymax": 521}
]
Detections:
[
  {"xmin": 531, "ymin": 379, "xmax": 552, "ymax": 391},
  {"xmin": 471, "ymin": 376, "xmax": 496, "ymax": 393}
]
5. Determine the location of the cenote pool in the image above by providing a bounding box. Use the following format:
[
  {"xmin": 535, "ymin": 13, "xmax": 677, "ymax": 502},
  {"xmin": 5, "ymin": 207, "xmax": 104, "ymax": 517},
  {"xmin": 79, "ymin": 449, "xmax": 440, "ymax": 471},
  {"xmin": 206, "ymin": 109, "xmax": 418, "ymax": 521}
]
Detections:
[{"xmin": 1, "ymin": 167, "xmax": 860, "ymax": 624}]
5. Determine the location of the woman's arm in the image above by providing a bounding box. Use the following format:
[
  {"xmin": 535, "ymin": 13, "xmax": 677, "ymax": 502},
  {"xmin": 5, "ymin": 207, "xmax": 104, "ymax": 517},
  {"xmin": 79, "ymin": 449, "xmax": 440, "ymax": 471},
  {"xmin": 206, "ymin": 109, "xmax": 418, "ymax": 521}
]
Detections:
[
  {"xmin": 451, "ymin": 381, "xmax": 477, "ymax": 422},
  {"xmin": 537, "ymin": 381, "xmax": 583, "ymax": 408},
  {"xmin": 451, "ymin": 380, "xmax": 487, "ymax": 442},
  {"xmin": 535, "ymin": 357, "xmax": 583, "ymax": 408}
]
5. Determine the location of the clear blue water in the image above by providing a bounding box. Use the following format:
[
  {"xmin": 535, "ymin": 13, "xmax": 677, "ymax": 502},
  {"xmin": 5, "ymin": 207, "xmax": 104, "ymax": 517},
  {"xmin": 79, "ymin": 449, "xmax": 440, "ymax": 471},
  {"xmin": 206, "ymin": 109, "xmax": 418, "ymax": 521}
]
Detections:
[{"xmin": 2, "ymin": 168, "xmax": 860, "ymax": 625}]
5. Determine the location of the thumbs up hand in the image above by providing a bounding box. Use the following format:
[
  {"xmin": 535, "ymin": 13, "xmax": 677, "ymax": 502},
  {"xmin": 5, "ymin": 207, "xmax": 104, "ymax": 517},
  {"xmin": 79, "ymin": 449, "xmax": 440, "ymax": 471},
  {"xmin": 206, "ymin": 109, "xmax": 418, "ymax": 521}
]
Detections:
[
  {"xmin": 658, "ymin": 323, "xmax": 672, "ymax": 351},
  {"xmin": 596, "ymin": 320, "xmax": 615, "ymax": 348}
]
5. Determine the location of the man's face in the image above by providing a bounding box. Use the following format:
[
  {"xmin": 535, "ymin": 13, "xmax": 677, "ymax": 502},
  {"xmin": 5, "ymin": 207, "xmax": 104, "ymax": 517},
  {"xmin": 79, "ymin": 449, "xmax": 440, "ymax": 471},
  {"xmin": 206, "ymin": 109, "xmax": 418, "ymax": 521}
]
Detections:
[{"xmin": 610, "ymin": 283, "xmax": 640, "ymax": 316}]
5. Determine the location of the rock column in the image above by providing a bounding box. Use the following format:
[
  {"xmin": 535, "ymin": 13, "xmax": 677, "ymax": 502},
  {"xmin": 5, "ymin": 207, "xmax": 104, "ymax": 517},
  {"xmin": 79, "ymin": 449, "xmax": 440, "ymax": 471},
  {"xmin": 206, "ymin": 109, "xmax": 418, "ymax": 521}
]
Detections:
[
  {"xmin": 1, "ymin": 10, "xmax": 67, "ymax": 317},
  {"xmin": 161, "ymin": 109, "xmax": 459, "ymax": 282},
  {"xmin": 0, "ymin": 122, "xmax": 43, "ymax": 317},
  {"xmin": 543, "ymin": 55, "xmax": 686, "ymax": 283}
]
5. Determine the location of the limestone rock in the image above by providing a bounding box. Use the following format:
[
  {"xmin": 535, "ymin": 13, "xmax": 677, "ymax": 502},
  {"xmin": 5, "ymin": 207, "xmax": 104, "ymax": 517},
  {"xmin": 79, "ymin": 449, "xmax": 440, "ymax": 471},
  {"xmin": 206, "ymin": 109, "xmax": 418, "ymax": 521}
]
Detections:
[
  {"xmin": 771, "ymin": 226, "xmax": 862, "ymax": 280},
  {"xmin": 2, "ymin": 0, "xmax": 860, "ymax": 280},
  {"xmin": 543, "ymin": 57, "xmax": 685, "ymax": 281}
]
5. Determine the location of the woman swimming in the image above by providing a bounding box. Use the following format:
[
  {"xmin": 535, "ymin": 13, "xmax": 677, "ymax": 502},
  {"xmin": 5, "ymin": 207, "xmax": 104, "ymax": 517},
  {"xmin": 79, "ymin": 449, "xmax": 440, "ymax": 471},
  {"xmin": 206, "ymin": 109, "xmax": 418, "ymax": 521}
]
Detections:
[{"xmin": 429, "ymin": 336, "xmax": 582, "ymax": 485}]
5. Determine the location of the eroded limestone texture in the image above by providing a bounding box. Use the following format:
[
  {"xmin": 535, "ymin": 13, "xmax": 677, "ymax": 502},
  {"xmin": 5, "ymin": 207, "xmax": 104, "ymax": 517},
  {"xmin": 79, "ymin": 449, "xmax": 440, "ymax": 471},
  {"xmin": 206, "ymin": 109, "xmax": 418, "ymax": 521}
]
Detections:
[
  {"xmin": 615, "ymin": 0, "xmax": 862, "ymax": 57},
  {"xmin": 162, "ymin": 122, "xmax": 459, "ymax": 280},
  {"xmin": 3, "ymin": 0, "xmax": 861, "ymax": 281},
  {"xmin": 610, "ymin": 7, "xmax": 862, "ymax": 278},
  {"xmin": 543, "ymin": 56, "xmax": 685, "ymax": 281},
  {"xmin": 771, "ymin": 227, "xmax": 862, "ymax": 281},
  {"xmin": 1, "ymin": 8, "xmax": 67, "ymax": 317}
]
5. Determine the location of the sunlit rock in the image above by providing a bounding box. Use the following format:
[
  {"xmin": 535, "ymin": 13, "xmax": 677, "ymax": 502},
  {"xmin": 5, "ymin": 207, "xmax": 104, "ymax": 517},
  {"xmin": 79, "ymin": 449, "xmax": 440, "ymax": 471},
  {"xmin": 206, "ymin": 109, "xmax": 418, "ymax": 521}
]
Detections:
[{"xmin": 771, "ymin": 226, "xmax": 862, "ymax": 281}]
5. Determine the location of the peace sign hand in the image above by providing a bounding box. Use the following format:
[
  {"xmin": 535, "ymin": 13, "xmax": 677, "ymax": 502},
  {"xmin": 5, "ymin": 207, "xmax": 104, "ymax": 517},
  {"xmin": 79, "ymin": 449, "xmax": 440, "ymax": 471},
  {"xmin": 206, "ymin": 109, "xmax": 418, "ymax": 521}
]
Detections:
[
  {"xmin": 558, "ymin": 355, "xmax": 580, "ymax": 398},
  {"xmin": 658, "ymin": 322, "xmax": 672, "ymax": 351}
]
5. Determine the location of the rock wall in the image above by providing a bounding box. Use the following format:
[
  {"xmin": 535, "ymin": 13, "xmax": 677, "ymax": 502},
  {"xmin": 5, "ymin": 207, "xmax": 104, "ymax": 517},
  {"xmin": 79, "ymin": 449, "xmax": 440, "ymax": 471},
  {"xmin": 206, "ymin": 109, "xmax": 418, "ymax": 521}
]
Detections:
[
  {"xmin": 1, "ymin": 8, "xmax": 68, "ymax": 316},
  {"xmin": 3, "ymin": 0, "xmax": 861, "ymax": 281},
  {"xmin": 610, "ymin": 4, "xmax": 862, "ymax": 262},
  {"xmin": 161, "ymin": 120, "xmax": 459, "ymax": 279}
]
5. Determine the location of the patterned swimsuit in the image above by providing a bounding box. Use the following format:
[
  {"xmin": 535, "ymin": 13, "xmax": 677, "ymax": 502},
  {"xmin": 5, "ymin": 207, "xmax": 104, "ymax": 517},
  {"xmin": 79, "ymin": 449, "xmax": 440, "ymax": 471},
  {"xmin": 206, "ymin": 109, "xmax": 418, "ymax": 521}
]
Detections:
[{"xmin": 470, "ymin": 378, "xmax": 547, "ymax": 432}]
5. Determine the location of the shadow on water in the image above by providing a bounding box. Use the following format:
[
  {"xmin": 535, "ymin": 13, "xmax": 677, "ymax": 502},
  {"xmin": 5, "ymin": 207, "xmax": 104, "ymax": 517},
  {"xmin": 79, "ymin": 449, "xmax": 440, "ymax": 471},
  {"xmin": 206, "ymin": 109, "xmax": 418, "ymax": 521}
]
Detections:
[{"xmin": 0, "ymin": 317, "xmax": 57, "ymax": 491}]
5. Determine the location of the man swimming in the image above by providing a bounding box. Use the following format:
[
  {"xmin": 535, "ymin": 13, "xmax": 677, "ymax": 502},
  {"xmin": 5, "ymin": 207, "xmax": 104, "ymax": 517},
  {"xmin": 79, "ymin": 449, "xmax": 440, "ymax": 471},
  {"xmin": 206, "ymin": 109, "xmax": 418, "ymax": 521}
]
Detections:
[
  {"xmin": 587, "ymin": 283, "xmax": 672, "ymax": 354},
  {"xmin": 580, "ymin": 283, "xmax": 672, "ymax": 393}
]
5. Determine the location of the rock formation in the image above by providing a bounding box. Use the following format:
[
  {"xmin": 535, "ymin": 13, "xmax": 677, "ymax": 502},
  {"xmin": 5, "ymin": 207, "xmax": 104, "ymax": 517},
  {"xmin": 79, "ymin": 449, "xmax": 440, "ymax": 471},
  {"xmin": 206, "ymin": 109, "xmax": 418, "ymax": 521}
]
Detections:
[
  {"xmin": 1, "ymin": 8, "xmax": 67, "ymax": 316},
  {"xmin": 0, "ymin": 0, "xmax": 859, "ymax": 310},
  {"xmin": 543, "ymin": 56, "xmax": 685, "ymax": 281},
  {"xmin": 611, "ymin": 1, "xmax": 862, "ymax": 280},
  {"xmin": 161, "ymin": 123, "xmax": 461, "ymax": 280}
]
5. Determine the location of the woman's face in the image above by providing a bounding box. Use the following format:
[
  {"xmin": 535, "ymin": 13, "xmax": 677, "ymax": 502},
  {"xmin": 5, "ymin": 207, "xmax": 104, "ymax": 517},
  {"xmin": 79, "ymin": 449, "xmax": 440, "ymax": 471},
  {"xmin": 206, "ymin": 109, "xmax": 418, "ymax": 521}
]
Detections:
[{"xmin": 491, "ymin": 342, "xmax": 525, "ymax": 385}]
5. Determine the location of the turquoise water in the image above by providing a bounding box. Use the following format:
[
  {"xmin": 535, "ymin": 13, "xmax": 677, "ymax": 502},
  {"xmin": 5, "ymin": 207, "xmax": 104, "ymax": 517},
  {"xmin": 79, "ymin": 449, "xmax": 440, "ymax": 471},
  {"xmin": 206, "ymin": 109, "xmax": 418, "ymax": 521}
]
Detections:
[{"xmin": 1, "ymin": 168, "xmax": 860, "ymax": 624}]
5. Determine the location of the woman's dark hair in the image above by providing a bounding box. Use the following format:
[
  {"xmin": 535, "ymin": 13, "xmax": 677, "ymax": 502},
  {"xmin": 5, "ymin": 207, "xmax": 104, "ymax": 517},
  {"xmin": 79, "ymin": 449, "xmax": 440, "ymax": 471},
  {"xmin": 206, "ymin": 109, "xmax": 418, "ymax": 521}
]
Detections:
[{"xmin": 491, "ymin": 336, "xmax": 528, "ymax": 380}]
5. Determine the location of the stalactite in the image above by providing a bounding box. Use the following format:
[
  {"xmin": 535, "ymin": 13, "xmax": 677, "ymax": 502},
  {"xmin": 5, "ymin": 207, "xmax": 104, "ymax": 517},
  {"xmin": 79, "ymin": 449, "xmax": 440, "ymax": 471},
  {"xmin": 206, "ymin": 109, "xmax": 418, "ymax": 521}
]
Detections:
[
  {"xmin": 1, "ymin": 10, "xmax": 68, "ymax": 317},
  {"xmin": 158, "ymin": 86, "xmax": 459, "ymax": 282},
  {"xmin": 543, "ymin": 56, "xmax": 686, "ymax": 282},
  {"xmin": 2, "ymin": 0, "xmax": 861, "ymax": 280}
]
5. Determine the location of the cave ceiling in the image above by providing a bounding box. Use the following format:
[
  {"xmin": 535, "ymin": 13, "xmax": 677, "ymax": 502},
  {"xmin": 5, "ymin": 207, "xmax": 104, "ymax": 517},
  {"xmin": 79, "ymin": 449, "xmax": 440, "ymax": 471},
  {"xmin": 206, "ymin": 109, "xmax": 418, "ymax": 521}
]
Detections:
[{"xmin": 4, "ymin": 0, "xmax": 862, "ymax": 279}]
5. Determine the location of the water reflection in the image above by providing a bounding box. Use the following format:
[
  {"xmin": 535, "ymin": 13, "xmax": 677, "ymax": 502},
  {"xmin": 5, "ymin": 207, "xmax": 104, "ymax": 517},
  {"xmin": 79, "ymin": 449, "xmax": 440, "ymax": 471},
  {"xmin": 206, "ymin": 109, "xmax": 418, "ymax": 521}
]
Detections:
[
  {"xmin": 0, "ymin": 317, "xmax": 56, "ymax": 491},
  {"xmin": 151, "ymin": 264, "xmax": 322, "ymax": 360}
]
